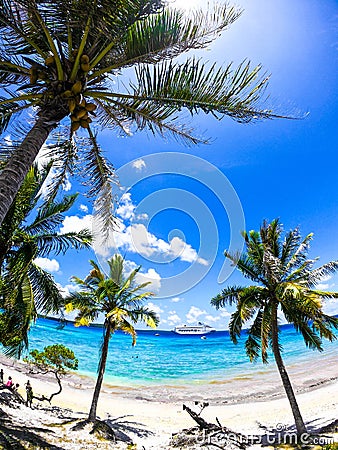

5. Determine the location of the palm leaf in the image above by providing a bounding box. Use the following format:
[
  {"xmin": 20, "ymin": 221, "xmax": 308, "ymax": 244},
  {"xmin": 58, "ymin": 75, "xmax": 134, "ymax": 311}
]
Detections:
[
  {"xmin": 211, "ymin": 285, "xmax": 244, "ymax": 308},
  {"xmin": 26, "ymin": 194, "xmax": 78, "ymax": 234},
  {"xmin": 28, "ymin": 263, "xmax": 63, "ymax": 313}
]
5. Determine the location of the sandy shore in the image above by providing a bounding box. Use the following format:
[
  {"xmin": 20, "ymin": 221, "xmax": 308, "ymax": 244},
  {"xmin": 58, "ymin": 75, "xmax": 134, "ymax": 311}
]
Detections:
[{"xmin": 0, "ymin": 353, "xmax": 337, "ymax": 448}]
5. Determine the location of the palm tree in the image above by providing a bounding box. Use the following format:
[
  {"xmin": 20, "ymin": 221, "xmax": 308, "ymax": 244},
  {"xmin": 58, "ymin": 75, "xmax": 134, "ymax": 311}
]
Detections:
[
  {"xmin": 0, "ymin": 164, "xmax": 92, "ymax": 357},
  {"xmin": 65, "ymin": 254, "xmax": 158, "ymax": 421},
  {"xmin": 0, "ymin": 0, "xmax": 289, "ymax": 229},
  {"xmin": 211, "ymin": 219, "xmax": 338, "ymax": 436}
]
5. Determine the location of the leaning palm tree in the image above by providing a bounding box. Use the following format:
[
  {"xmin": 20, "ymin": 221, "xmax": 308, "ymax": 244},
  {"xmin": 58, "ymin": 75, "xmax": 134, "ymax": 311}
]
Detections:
[
  {"xmin": 65, "ymin": 255, "xmax": 158, "ymax": 421},
  {"xmin": 0, "ymin": 0, "xmax": 289, "ymax": 228},
  {"xmin": 211, "ymin": 219, "xmax": 338, "ymax": 436},
  {"xmin": 0, "ymin": 164, "xmax": 92, "ymax": 357}
]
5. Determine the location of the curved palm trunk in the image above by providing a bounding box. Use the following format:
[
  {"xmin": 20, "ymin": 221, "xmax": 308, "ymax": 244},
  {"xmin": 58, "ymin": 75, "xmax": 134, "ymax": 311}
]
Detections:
[
  {"xmin": 88, "ymin": 321, "xmax": 111, "ymax": 421},
  {"xmin": 0, "ymin": 109, "xmax": 66, "ymax": 227},
  {"xmin": 271, "ymin": 306, "xmax": 307, "ymax": 436}
]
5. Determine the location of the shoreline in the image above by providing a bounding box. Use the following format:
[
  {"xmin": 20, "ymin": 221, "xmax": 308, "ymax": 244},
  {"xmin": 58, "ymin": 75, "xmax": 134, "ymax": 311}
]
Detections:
[
  {"xmin": 0, "ymin": 352, "xmax": 337, "ymax": 448},
  {"xmin": 1, "ymin": 351, "xmax": 337, "ymax": 406}
]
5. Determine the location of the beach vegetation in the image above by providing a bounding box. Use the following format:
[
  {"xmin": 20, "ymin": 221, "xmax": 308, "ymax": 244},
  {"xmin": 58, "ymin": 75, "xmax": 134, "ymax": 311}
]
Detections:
[
  {"xmin": 0, "ymin": 0, "xmax": 290, "ymax": 232},
  {"xmin": 24, "ymin": 343, "xmax": 78, "ymax": 403},
  {"xmin": 211, "ymin": 218, "xmax": 338, "ymax": 436},
  {"xmin": 65, "ymin": 254, "xmax": 159, "ymax": 421},
  {"xmin": 0, "ymin": 164, "xmax": 92, "ymax": 357}
]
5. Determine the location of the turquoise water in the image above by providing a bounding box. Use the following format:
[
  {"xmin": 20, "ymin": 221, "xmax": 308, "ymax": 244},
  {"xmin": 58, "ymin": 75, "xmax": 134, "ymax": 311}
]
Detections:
[{"xmin": 26, "ymin": 318, "xmax": 338, "ymax": 386}]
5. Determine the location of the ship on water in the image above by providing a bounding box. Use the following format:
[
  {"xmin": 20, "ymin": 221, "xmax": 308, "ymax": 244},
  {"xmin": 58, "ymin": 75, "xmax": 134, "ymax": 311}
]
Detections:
[{"xmin": 172, "ymin": 322, "xmax": 216, "ymax": 335}]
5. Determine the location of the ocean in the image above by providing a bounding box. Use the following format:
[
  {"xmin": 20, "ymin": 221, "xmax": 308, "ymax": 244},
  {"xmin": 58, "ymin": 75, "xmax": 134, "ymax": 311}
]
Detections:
[{"xmin": 26, "ymin": 318, "xmax": 338, "ymax": 388}]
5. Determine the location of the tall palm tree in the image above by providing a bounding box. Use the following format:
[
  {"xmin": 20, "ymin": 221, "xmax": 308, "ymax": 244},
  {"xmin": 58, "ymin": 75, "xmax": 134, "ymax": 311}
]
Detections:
[
  {"xmin": 65, "ymin": 254, "xmax": 158, "ymax": 421},
  {"xmin": 211, "ymin": 219, "xmax": 338, "ymax": 436},
  {"xmin": 0, "ymin": 164, "xmax": 92, "ymax": 357},
  {"xmin": 0, "ymin": 0, "xmax": 289, "ymax": 229}
]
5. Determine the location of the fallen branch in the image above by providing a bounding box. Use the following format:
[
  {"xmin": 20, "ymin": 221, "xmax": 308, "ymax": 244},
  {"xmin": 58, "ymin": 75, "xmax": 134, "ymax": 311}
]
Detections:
[{"xmin": 171, "ymin": 403, "xmax": 248, "ymax": 449}]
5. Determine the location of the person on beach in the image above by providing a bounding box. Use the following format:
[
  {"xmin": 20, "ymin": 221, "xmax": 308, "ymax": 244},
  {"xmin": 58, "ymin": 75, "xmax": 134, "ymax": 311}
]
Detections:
[
  {"xmin": 25, "ymin": 380, "xmax": 33, "ymax": 408},
  {"xmin": 0, "ymin": 369, "xmax": 3, "ymax": 384},
  {"xmin": 13, "ymin": 383, "xmax": 19, "ymax": 393},
  {"xmin": 6, "ymin": 376, "xmax": 13, "ymax": 388}
]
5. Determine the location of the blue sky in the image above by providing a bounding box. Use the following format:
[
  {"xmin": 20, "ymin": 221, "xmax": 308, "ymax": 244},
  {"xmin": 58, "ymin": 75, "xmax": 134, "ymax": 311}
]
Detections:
[{"xmin": 32, "ymin": 0, "xmax": 338, "ymax": 329}]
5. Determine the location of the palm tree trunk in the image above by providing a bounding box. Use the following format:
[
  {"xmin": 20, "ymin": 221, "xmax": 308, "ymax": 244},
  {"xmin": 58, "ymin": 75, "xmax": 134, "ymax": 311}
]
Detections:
[
  {"xmin": 0, "ymin": 109, "xmax": 66, "ymax": 227},
  {"xmin": 271, "ymin": 305, "xmax": 307, "ymax": 436},
  {"xmin": 88, "ymin": 320, "xmax": 111, "ymax": 421}
]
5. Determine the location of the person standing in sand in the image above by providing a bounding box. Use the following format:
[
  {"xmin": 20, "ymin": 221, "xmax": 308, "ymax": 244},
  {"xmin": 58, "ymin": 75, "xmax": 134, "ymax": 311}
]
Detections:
[
  {"xmin": 25, "ymin": 380, "xmax": 33, "ymax": 408},
  {"xmin": 0, "ymin": 369, "xmax": 3, "ymax": 384}
]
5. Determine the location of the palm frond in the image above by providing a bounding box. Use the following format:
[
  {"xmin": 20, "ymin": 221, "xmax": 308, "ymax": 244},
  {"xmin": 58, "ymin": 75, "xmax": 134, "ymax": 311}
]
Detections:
[
  {"xmin": 225, "ymin": 250, "xmax": 264, "ymax": 284},
  {"xmin": 211, "ymin": 285, "xmax": 244, "ymax": 309},
  {"xmin": 130, "ymin": 58, "xmax": 284, "ymax": 121},
  {"xmin": 26, "ymin": 194, "xmax": 78, "ymax": 235},
  {"xmin": 28, "ymin": 263, "xmax": 63, "ymax": 313},
  {"xmin": 35, "ymin": 230, "xmax": 92, "ymax": 257},
  {"xmin": 100, "ymin": 4, "xmax": 242, "ymax": 70},
  {"xmin": 285, "ymin": 232, "xmax": 314, "ymax": 272}
]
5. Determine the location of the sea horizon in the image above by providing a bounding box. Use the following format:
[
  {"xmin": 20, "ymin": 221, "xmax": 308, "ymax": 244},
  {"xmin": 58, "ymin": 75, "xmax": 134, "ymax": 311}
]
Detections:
[{"xmin": 25, "ymin": 317, "xmax": 338, "ymax": 390}]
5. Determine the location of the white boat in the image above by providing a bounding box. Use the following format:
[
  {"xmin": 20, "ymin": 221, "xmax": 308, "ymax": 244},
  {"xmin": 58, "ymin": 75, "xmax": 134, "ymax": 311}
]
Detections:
[{"xmin": 172, "ymin": 322, "xmax": 216, "ymax": 335}]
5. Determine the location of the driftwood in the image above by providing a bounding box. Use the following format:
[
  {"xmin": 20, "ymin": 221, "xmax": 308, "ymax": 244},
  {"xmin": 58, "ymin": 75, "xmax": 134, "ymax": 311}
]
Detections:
[{"xmin": 171, "ymin": 403, "xmax": 248, "ymax": 449}]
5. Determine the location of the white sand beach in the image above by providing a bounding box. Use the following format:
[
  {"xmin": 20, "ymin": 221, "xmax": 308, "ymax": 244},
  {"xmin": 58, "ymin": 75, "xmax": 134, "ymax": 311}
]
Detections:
[{"xmin": 0, "ymin": 353, "xmax": 337, "ymax": 449}]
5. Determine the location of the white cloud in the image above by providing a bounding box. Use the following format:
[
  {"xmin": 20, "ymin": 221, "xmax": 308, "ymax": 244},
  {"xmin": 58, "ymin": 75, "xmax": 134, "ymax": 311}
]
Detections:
[
  {"xmin": 316, "ymin": 275, "xmax": 334, "ymax": 291},
  {"xmin": 135, "ymin": 268, "xmax": 162, "ymax": 292},
  {"xmin": 145, "ymin": 302, "xmax": 163, "ymax": 315},
  {"xmin": 110, "ymin": 222, "xmax": 207, "ymax": 266},
  {"xmin": 116, "ymin": 193, "xmax": 136, "ymax": 220},
  {"xmin": 136, "ymin": 213, "xmax": 149, "ymax": 221},
  {"xmin": 34, "ymin": 257, "xmax": 60, "ymax": 272},
  {"xmin": 79, "ymin": 204, "xmax": 89, "ymax": 213},
  {"xmin": 220, "ymin": 310, "xmax": 231, "ymax": 318},
  {"xmin": 62, "ymin": 175, "xmax": 72, "ymax": 192},
  {"xmin": 122, "ymin": 259, "xmax": 162, "ymax": 293},
  {"xmin": 316, "ymin": 283, "xmax": 330, "ymax": 290},
  {"xmin": 132, "ymin": 159, "xmax": 146, "ymax": 171},
  {"xmin": 4, "ymin": 135, "xmax": 12, "ymax": 146},
  {"xmin": 205, "ymin": 314, "xmax": 221, "ymax": 323},
  {"xmin": 171, "ymin": 297, "xmax": 183, "ymax": 303},
  {"xmin": 93, "ymin": 190, "xmax": 206, "ymax": 267},
  {"xmin": 34, "ymin": 144, "xmax": 72, "ymax": 196},
  {"xmin": 186, "ymin": 306, "xmax": 207, "ymax": 324},
  {"xmin": 170, "ymin": 236, "xmax": 208, "ymax": 266},
  {"xmin": 60, "ymin": 214, "xmax": 93, "ymax": 234},
  {"xmin": 322, "ymin": 298, "xmax": 338, "ymax": 316},
  {"xmin": 167, "ymin": 312, "xmax": 181, "ymax": 326},
  {"xmin": 56, "ymin": 282, "xmax": 80, "ymax": 298}
]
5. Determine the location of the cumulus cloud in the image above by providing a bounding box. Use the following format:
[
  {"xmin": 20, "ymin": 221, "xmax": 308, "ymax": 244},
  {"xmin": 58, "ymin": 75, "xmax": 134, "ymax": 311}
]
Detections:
[
  {"xmin": 34, "ymin": 257, "xmax": 60, "ymax": 273},
  {"xmin": 122, "ymin": 259, "xmax": 162, "ymax": 293},
  {"xmin": 132, "ymin": 159, "xmax": 146, "ymax": 171},
  {"xmin": 171, "ymin": 297, "xmax": 183, "ymax": 303},
  {"xmin": 322, "ymin": 298, "xmax": 338, "ymax": 316},
  {"xmin": 205, "ymin": 314, "xmax": 221, "ymax": 323},
  {"xmin": 60, "ymin": 214, "xmax": 93, "ymax": 234},
  {"xmin": 145, "ymin": 302, "xmax": 163, "ymax": 316},
  {"xmin": 220, "ymin": 310, "xmax": 231, "ymax": 318},
  {"xmin": 316, "ymin": 275, "xmax": 334, "ymax": 291},
  {"xmin": 79, "ymin": 204, "xmax": 89, "ymax": 213},
  {"xmin": 116, "ymin": 193, "xmax": 136, "ymax": 220},
  {"xmin": 109, "ymin": 222, "xmax": 207, "ymax": 266},
  {"xmin": 186, "ymin": 306, "xmax": 207, "ymax": 324},
  {"xmin": 167, "ymin": 312, "xmax": 181, "ymax": 325},
  {"xmin": 56, "ymin": 282, "xmax": 80, "ymax": 298},
  {"xmin": 135, "ymin": 268, "xmax": 162, "ymax": 292}
]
